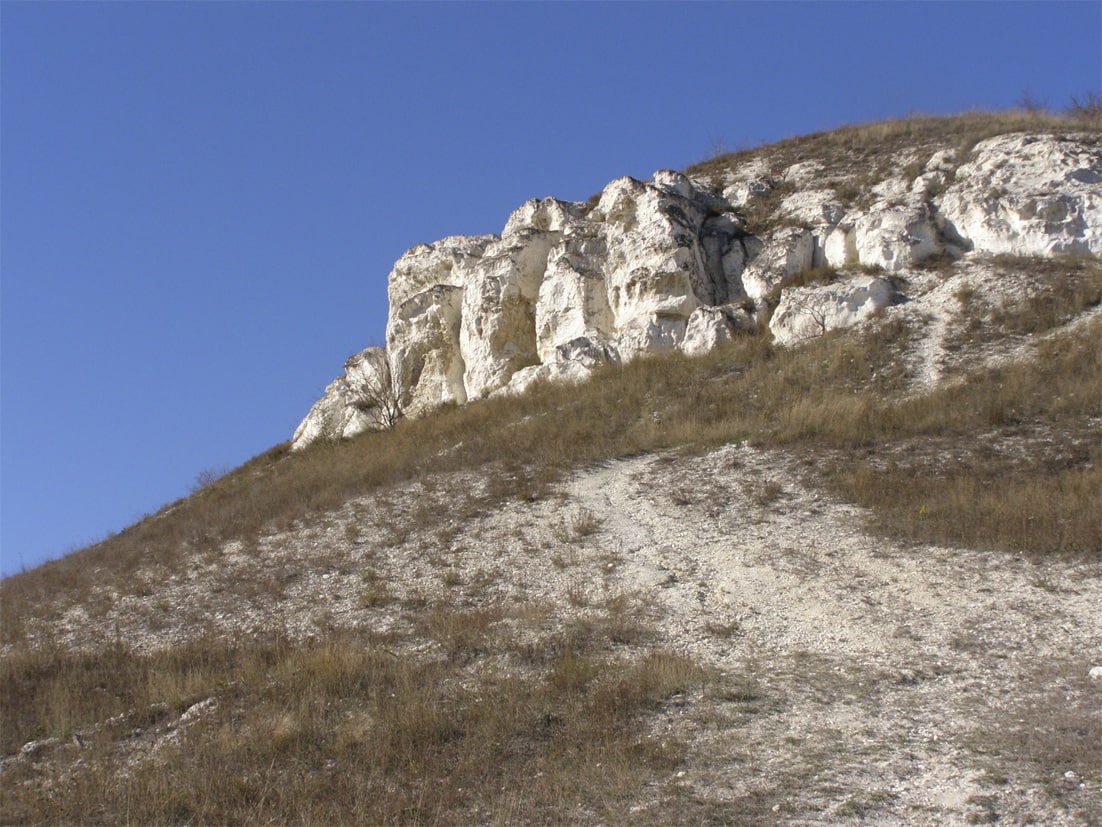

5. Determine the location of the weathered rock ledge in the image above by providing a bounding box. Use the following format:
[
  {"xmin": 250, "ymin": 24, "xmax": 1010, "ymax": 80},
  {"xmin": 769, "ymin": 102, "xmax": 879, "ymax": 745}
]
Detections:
[{"xmin": 293, "ymin": 132, "xmax": 1102, "ymax": 449}]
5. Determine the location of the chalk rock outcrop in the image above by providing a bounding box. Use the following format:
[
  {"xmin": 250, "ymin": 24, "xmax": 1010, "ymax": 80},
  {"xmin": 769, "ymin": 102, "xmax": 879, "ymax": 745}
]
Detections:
[
  {"xmin": 293, "ymin": 347, "xmax": 395, "ymax": 445},
  {"xmin": 852, "ymin": 196, "xmax": 949, "ymax": 272},
  {"xmin": 939, "ymin": 133, "xmax": 1102, "ymax": 257},
  {"xmin": 741, "ymin": 227, "xmax": 816, "ymax": 299},
  {"xmin": 385, "ymin": 236, "xmax": 494, "ymax": 415},
  {"xmin": 682, "ymin": 305, "xmax": 757, "ymax": 356},
  {"xmin": 293, "ymin": 129, "xmax": 1101, "ymax": 450},
  {"xmin": 769, "ymin": 276, "xmax": 901, "ymax": 346}
]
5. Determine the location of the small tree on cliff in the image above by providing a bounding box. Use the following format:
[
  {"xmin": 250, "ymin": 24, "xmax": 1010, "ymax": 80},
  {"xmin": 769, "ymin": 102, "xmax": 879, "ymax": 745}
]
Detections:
[{"xmin": 354, "ymin": 370, "xmax": 403, "ymax": 430}]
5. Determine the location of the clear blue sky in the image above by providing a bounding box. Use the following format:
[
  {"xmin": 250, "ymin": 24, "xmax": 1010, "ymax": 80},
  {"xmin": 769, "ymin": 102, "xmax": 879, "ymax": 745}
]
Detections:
[{"xmin": 2, "ymin": 1, "xmax": 1099, "ymax": 577}]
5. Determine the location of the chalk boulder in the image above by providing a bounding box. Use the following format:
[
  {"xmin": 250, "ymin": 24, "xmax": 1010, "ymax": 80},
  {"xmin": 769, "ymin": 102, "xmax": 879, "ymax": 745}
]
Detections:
[
  {"xmin": 939, "ymin": 133, "xmax": 1102, "ymax": 257},
  {"xmin": 769, "ymin": 276, "xmax": 901, "ymax": 346}
]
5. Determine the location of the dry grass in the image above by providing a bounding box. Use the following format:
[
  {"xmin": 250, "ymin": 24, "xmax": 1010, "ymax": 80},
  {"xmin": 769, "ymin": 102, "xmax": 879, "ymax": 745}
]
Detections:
[
  {"xmin": 0, "ymin": 333, "xmax": 1095, "ymax": 819},
  {"xmin": 555, "ymin": 508, "xmax": 602, "ymax": 544},
  {"xmin": 836, "ymin": 458, "xmax": 1100, "ymax": 557},
  {"xmin": 686, "ymin": 109, "xmax": 1102, "ymax": 188},
  {"xmin": 829, "ymin": 316, "xmax": 1101, "ymax": 556},
  {"xmin": 947, "ymin": 255, "xmax": 1102, "ymax": 350},
  {"xmin": 986, "ymin": 254, "xmax": 1102, "ymax": 334},
  {"xmin": 967, "ymin": 660, "xmax": 1102, "ymax": 825},
  {"xmin": 1, "ymin": 606, "xmax": 711, "ymax": 825},
  {"xmin": 1, "ymin": 634, "xmax": 231, "ymax": 756},
  {"xmin": 4, "ymin": 256, "xmax": 1099, "ymax": 642},
  {"xmin": 687, "ymin": 109, "xmax": 1102, "ymax": 232},
  {"xmin": 738, "ymin": 177, "xmax": 797, "ymax": 234}
]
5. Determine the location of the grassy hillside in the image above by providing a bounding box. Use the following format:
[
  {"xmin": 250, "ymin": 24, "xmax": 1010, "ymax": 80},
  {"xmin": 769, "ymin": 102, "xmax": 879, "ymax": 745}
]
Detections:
[
  {"xmin": 5, "ymin": 254, "xmax": 1098, "ymax": 630},
  {"xmin": 2, "ymin": 112, "xmax": 1100, "ymax": 825}
]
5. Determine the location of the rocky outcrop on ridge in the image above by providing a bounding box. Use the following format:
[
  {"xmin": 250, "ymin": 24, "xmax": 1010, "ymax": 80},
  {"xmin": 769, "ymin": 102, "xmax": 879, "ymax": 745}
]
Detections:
[
  {"xmin": 293, "ymin": 131, "xmax": 1102, "ymax": 449},
  {"xmin": 291, "ymin": 347, "xmax": 395, "ymax": 445}
]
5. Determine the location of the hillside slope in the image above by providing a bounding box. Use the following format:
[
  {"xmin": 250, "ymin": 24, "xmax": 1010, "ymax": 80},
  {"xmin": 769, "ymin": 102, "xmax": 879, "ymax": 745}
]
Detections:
[
  {"xmin": 293, "ymin": 111, "xmax": 1101, "ymax": 449},
  {"xmin": 2, "ymin": 112, "xmax": 1100, "ymax": 826}
]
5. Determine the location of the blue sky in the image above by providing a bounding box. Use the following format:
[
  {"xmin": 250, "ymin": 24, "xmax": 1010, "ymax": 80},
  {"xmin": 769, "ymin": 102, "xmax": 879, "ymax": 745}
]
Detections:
[{"xmin": 2, "ymin": 1, "xmax": 1100, "ymax": 577}]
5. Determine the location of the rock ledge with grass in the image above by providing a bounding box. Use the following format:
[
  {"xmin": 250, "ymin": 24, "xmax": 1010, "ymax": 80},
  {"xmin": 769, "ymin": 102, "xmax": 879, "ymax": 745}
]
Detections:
[{"xmin": 293, "ymin": 129, "xmax": 1101, "ymax": 449}]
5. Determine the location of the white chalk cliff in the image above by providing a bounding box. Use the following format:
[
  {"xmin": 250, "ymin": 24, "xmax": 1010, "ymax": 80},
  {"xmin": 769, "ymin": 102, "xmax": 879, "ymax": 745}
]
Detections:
[{"xmin": 293, "ymin": 131, "xmax": 1102, "ymax": 449}]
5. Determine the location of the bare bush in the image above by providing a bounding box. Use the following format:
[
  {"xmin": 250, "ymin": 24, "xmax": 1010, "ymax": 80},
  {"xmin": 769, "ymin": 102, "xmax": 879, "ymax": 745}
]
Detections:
[
  {"xmin": 1067, "ymin": 90, "xmax": 1102, "ymax": 124},
  {"xmin": 353, "ymin": 365, "xmax": 403, "ymax": 430}
]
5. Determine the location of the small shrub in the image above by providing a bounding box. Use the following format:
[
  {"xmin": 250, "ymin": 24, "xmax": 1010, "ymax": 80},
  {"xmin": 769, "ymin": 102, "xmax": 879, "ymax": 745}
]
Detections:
[
  {"xmin": 1067, "ymin": 90, "xmax": 1102, "ymax": 124},
  {"xmin": 553, "ymin": 507, "xmax": 602, "ymax": 544},
  {"xmin": 440, "ymin": 569, "xmax": 462, "ymax": 587},
  {"xmin": 739, "ymin": 178, "xmax": 797, "ymax": 234},
  {"xmin": 568, "ymin": 508, "xmax": 601, "ymax": 539},
  {"xmin": 755, "ymin": 480, "xmax": 785, "ymax": 507},
  {"xmin": 704, "ymin": 620, "xmax": 742, "ymax": 639},
  {"xmin": 360, "ymin": 585, "xmax": 396, "ymax": 608},
  {"xmin": 189, "ymin": 466, "xmax": 229, "ymax": 494},
  {"xmin": 566, "ymin": 577, "xmax": 589, "ymax": 607},
  {"xmin": 913, "ymin": 251, "xmax": 959, "ymax": 275},
  {"xmin": 668, "ymin": 484, "xmax": 694, "ymax": 506}
]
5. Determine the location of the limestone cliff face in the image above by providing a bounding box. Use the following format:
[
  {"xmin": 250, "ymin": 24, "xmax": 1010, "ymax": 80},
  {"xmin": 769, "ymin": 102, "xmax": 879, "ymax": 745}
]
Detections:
[{"xmin": 293, "ymin": 131, "xmax": 1102, "ymax": 449}]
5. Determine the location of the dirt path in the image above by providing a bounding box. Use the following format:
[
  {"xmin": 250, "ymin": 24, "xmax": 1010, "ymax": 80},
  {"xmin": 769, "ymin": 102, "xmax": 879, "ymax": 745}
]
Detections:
[{"xmin": 558, "ymin": 445, "xmax": 1102, "ymax": 824}]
